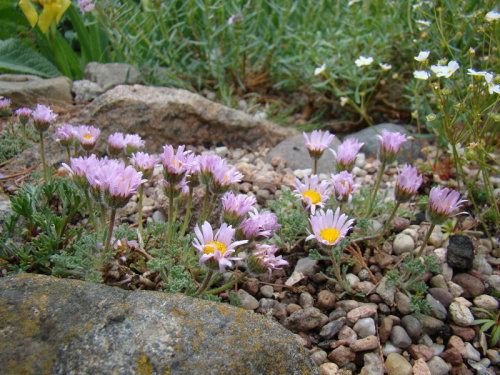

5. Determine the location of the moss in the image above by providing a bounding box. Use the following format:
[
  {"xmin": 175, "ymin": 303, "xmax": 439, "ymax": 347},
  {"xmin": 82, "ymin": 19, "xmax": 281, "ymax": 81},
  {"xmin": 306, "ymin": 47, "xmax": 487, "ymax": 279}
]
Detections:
[{"xmin": 136, "ymin": 354, "xmax": 155, "ymax": 375}]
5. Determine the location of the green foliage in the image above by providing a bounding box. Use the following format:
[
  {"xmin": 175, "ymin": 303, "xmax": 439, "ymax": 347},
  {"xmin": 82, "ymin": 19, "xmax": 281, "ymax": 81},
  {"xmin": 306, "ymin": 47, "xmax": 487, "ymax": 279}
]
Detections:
[
  {"xmin": 228, "ymin": 291, "xmax": 242, "ymax": 307},
  {"xmin": 0, "ymin": 129, "xmax": 34, "ymax": 163},
  {"xmin": 410, "ymin": 295, "xmax": 431, "ymax": 318},
  {"xmin": 472, "ymin": 308, "xmax": 500, "ymax": 347},
  {"xmin": 0, "ymin": 38, "xmax": 61, "ymax": 78}
]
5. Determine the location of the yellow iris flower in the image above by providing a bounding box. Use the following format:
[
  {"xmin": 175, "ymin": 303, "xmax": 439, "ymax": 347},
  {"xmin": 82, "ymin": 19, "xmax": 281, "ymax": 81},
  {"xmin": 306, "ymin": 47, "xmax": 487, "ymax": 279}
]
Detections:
[{"xmin": 19, "ymin": 0, "xmax": 71, "ymax": 33}]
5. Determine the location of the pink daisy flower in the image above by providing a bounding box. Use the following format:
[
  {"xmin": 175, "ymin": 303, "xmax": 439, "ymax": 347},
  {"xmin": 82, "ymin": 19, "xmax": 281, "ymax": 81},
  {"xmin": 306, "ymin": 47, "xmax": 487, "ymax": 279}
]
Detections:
[
  {"xmin": 239, "ymin": 210, "xmax": 281, "ymax": 239},
  {"xmin": 56, "ymin": 124, "xmax": 77, "ymax": 147},
  {"xmin": 193, "ymin": 222, "xmax": 248, "ymax": 273},
  {"xmin": 197, "ymin": 154, "xmax": 223, "ymax": 184},
  {"xmin": 428, "ymin": 186, "xmax": 467, "ymax": 224},
  {"xmin": 107, "ymin": 132, "xmax": 126, "ymax": 155},
  {"xmin": 293, "ymin": 175, "xmax": 331, "ymax": 214},
  {"xmin": 303, "ymin": 130, "xmax": 335, "ymax": 159},
  {"xmin": 75, "ymin": 125, "xmax": 101, "ymax": 151},
  {"xmin": 0, "ymin": 97, "xmax": 11, "ymax": 116},
  {"xmin": 306, "ymin": 208, "xmax": 355, "ymax": 247},
  {"xmin": 62, "ymin": 154, "xmax": 100, "ymax": 189},
  {"xmin": 395, "ymin": 165, "xmax": 422, "ymax": 203},
  {"xmin": 124, "ymin": 134, "xmax": 145, "ymax": 154},
  {"xmin": 331, "ymin": 138, "xmax": 364, "ymax": 172},
  {"xmin": 15, "ymin": 107, "xmax": 32, "ymax": 125},
  {"xmin": 32, "ymin": 104, "xmax": 57, "ymax": 132},
  {"xmin": 330, "ymin": 171, "xmax": 360, "ymax": 204},
  {"xmin": 248, "ymin": 244, "xmax": 289, "ymax": 276},
  {"xmin": 130, "ymin": 152, "xmax": 160, "ymax": 179},
  {"xmin": 376, "ymin": 130, "xmax": 406, "ymax": 164},
  {"xmin": 221, "ymin": 192, "xmax": 256, "ymax": 226},
  {"xmin": 100, "ymin": 164, "xmax": 147, "ymax": 209},
  {"xmin": 160, "ymin": 144, "xmax": 193, "ymax": 184},
  {"xmin": 210, "ymin": 159, "xmax": 244, "ymax": 194}
]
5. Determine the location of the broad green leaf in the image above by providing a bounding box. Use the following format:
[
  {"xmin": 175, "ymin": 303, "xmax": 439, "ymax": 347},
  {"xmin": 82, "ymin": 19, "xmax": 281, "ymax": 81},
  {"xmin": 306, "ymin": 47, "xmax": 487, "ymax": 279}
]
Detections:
[{"xmin": 0, "ymin": 38, "xmax": 61, "ymax": 78}]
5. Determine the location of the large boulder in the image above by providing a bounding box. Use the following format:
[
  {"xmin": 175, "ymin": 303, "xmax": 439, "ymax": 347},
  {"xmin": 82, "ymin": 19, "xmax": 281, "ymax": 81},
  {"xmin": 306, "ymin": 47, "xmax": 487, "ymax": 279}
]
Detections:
[
  {"xmin": 0, "ymin": 274, "xmax": 319, "ymax": 375},
  {"xmin": 73, "ymin": 85, "xmax": 297, "ymax": 152},
  {"xmin": 0, "ymin": 74, "xmax": 72, "ymax": 109}
]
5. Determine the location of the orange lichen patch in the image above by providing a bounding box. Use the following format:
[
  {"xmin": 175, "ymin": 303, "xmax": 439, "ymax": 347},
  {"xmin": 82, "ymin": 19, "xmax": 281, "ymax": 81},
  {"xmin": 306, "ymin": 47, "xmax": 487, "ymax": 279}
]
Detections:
[{"xmin": 136, "ymin": 354, "xmax": 155, "ymax": 375}]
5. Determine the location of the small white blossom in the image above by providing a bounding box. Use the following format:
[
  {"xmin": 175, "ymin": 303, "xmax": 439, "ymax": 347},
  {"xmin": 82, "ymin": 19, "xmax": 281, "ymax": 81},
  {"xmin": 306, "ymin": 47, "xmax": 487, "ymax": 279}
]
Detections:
[
  {"xmin": 414, "ymin": 70, "xmax": 430, "ymax": 80},
  {"xmin": 379, "ymin": 63, "xmax": 392, "ymax": 71},
  {"xmin": 485, "ymin": 11, "xmax": 500, "ymax": 22},
  {"xmin": 340, "ymin": 97, "xmax": 349, "ymax": 107},
  {"xmin": 416, "ymin": 19, "xmax": 431, "ymax": 29},
  {"xmin": 348, "ymin": 0, "xmax": 361, "ymax": 6},
  {"xmin": 431, "ymin": 60, "xmax": 460, "ymax": 78},
  {"xmin": 314, "ymin": 64, "xmax": 326, "ymax": 76},
  {"xmin": 484, "ymin": 73, "xmax": 500, "ymax": 94},
  {"xmin": 355, "ymin": 56, "xmax": 373, "ymax": 67},
  {"xmin": 467, "ymin": 69, "xmax": 488, "ymax": 77},
  {"xmin": 414, "ymin": 50, "xmax": 430, "ymax": 62}
]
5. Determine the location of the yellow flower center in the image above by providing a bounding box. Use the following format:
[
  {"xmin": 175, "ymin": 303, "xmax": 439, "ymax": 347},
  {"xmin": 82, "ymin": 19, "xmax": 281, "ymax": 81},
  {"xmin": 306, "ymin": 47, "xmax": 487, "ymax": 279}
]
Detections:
[
  {"xmin": 320, "ymin": 228, "xmax": 340, "ymax": 244},
  {"xmin": 303, "ymin": 190, "xmax": 321, "ymax": 204},
  {"xmin": 83, "ymin": 134, "xmax": 92, "ymax": 140},
  {"xmin": 203, "ymin": 241, "xmax": 227, "ymax": 255}
]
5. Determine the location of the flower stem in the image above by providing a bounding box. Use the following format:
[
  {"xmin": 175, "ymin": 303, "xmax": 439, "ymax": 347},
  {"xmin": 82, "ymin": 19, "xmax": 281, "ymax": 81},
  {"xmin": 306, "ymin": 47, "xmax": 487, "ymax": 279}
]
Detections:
[
  {"xmin": 415, "ymin": 223, "xmax": 435, "ymax": 259},
  {"xmin": 102, "ymin": 208, "xmax": 117, "ymax": 262},
  {"xmin": 367, "ymin": 161, "xmax": 386, "ymax": 216},
  {"xmin": 166, "ymin": 186, "xmax": 175, "ymax": 243},
  {"xmin": 205, "ymin": 271, "xmax": 249, "ymax": 294},
  {"xmin": 65, "ymin": 146, "xmax": 71, "ymax": 164},
  {"xmin": 329, "ymin": 246, "xmax": 351, "ymax": 293},
  {"xmin": 313, "ymin": 158, "xmax": 318, "ymax": 175},
  {"xmin": 137, "ymin": 184, "xmax": 144, "ymax": 239},
  {"xmin": 100, "ymin": 205, "xmax": 107, "ymax": 230},
  {"xmin": 376, "ymin": 201, "xmax": 401, "ymax": 241},
  {"xmin": 201, "ymin": 186, "xmax": 210, "ymax": 222},
  {"xmin": 180, "ymin": 187, "xmax": 193, "ymax": 237},
  {"xmin": 84, "ymin": 190, "xmax": 98, "ymax": 231},
  {"xmin": 193, "ymin": 269, "xmax": 214, "ymax": 296},
  {"xmin": 39, "ymin": 131, "xmax": 48, "ymax": 181}
]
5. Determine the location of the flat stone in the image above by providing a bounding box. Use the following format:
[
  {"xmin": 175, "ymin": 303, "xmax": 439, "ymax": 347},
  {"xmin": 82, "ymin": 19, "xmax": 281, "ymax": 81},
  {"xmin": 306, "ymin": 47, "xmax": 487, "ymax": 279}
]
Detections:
[
  {"xmin": 283, "ymin": 307, "xmax": 324, "ymax": 332},
  {"xmin": 408, "ymin": 344, "xmax": 434, "ymax": 361},
  {"xmin": 426, "ymin": 294, "xmax": 448, "ymax": 320},
  {"xmin": 452, "ymin": 273, "xmax": 485, "ymax": 299},
  {"xmin": 395, "ymin": 292, "xmax": 412, "ymax": 315},
  {"xmin": 75, "ymin": 85, "xmax": 296, "ymax": 153},
  {"xmin": 375, "ymin": 277, "xmax": 396, "ymax": 305},
  {"xmin": 390, "ymin": 326, "xmax": 412, "ymax": 349},
  {"xmin": 350, "ymin": 335, "xmax": 378, "ymax": 352},
  {"xmin": 440, "ymin": 348, "xmax": 463, "ymax": 366},
  {"xmin": 379, "ymin": 317, "xmax": 393, "ymax": 344},
  {"xmin": 0, "ymin": 74, "xmax": 73, "ymax": 108},
  {"xmin": 72, "ymin": 79, "xmax": 104, "ymax": 102},
  {"xmin": 327, "ymin": 345, "xmax": 355, "ymax": 367},
  {"xmin": 237, "ymin": 289, "xmax": 260, "ymax": 310},
  {"xmin": 427, "ymin": 356, "xmax": 451, "ymax": 375},
  {"xmin": 294, "ymin": 257, "xmax": 319, "ymax": 278},
  {"xmin": 319, "ymin": 362, "xmax": 339, "ymax": 375},
  {"xmin": 319, "ymin": 317, "xmax": 346, "ymax": 340},
  {"xmin": 449, "ymin": 324, "xmax": 476, "ymax": 341},
  {"xmin": 473, "ymin": 294, "xmax": 499, "ymax": 310},
  {"xmin": 0, "ymin": 274, "xmax": 318, "ymax": 375},
  {"xmin": 84, "ymin": 62, "xmax": 142, "ymax": 91},
  {"xmin": 449, "ymin": 302, "xmax": 474, "ymax": 327},
  {"xmin": 413, "ymin": 358, "xmax": 432, "ymax": 375},
  {"xmin": 428, "ymin": 288, "xmax": 454, "ymax": 308},
  {"xmin": 360, "ymin": 352, "xmax": 384, "ymax": 375},
  {"xmin": 385, "ymin": 353, "xmax": 413, "ymax": 375},
  {"xmin": 353, "ymin": 318, "xmax": 376, "ymax": 338},
  {"xmin": 346, "ymin": 305, "xmax": 377, "ymax": 323},
  {"xmin": 317, "ymin": 290, "xmax": 337, "ymax": 311},
  {"xmin": 401, "ymin": 315, "xmax": 422, "ymax": 342}
]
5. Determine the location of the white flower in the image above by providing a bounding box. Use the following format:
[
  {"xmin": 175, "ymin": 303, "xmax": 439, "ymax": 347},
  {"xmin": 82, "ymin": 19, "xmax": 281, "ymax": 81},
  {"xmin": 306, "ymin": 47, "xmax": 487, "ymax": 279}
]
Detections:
[
  {"xmin": 340, "ymin": 97, "xmax": 349, "ymax": 107},
  {"xmin": 414, "ymin": 50, "xmax": 430, "ymax": 62},
  {"xmin": 416, "ymin": 19, "xmax": 431, "ymax": 29},
  {"xmin": 379, "ymin": 63, "xmax": 392, "ymax": 71},
  {"xmin": 484, "ymin": 73, "xmax": 500, "ymax": 94},
  {"xmin": 348, "ymin": 0, "xmax": 361, "ymax": 6},
  {"xmin": 355, "ymin": 56, "xmax": 373, "ymax": 67},
  {"xmin": 431, "ymin": 60, "xmax": 460, "ymax": 78},
  {"xmin": 414, "ymin": 70, "xmax": 430, "ymax": 80},
  {"xmin": 467, "ymin": 69, "xmax": 488, "ymax": 77},
  {"xmin": 314, "ymin": 64, "xmax": 326, "ymax": 76},
  {"xmin": 485, "ymin": 11, "xmax": 500, "ymax": 22}
]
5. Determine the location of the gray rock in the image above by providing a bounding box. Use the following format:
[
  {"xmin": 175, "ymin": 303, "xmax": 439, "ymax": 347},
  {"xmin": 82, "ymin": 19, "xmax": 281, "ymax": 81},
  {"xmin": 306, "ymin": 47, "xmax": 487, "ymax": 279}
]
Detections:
[
  {"xmin": 382, "ymin": 341, "xmax": 403, "ymax": 356},
  {"xmin": 74, "ymin": 85, "xmax": 296, "ymax": 152},
  {"xmin": 345, "ymin": 123, "xmax": 424, "ymax": 163},
  {"xmin": 452, "ymin": 273, "xmax": 485, "ymax": 298},
  {"xmin": 294, "ymin": 257, "xmax": 319, "ymax": 278},
  {"xmin": 237, "ymin": 289, "xmax": 260, "ymax": 310},
  {"xmin": 464, "ymin": 343, "xmax": 481, "ymax": 361},
  {"xmin": 300, "ymin": 292, "xmax": 315, "ymax": 309},
  {"xmin": 84, "ymin": 62, "xmax": 142, "ymax": 91},
  {"xmin": 376, "ymin": 276, "xmax": 396, "ymax": 305},
  {"xmin": 360, "ymin": 352, "xmax": 384, "ymax": 375},
  {"xmin": 319, "ymin": 317, "xmax": 346, "ymax": 339},
  {"xmin": 447, "ymin": 235, "xmax": 474, "ymax": 272},
  {"xmin": 390, "ymin": 326, "xmax": 412, "ymax": 349},
  {"xmin": 0, "ymin": 274, "xmax": 318, "ymax": 375},
  {"xmin": 72, "ymin": 79, "xmax": 104, "ymax": 102},
  {"xmin": 353, "ymin": 317, "xmax": 376, "ymax": 338},
  {"xmin": 427, "ymin": 356, "xmax": 451, "ymax": 375},
  {"xmin": 265, "ymin": 133, "xmax": 341, "ymax": 173},
  {"xmin": 422, "ymin": 315, "xmax": 447, "ymax": 336},
  {"xmin": 430, "ymin": 275, "xmax": 449, "ymax": 290},
  {"xmin": 152, "ymin": 210, "xmax": 167, "ymax": 223},
  {"xmin": 426, "ymin": 294, "xmax": 448, "ymax": 320},
  {"xmin": 283, "ymin": 307, "xmax": 324, "ymax": 332},
  {"xmin": 310, "ymin": 349, "xmax": 328, "ymax": 366},
  {"xmin": 485, "ymin": 275, "xmax": 500, "ymax": 294},
  {"xmin": 260, "ymin": 285, "xmax": 274, "ymax": 298},
  {"xmin": 0, "ymin": 74, "xmax": 73, "ymax": 108},
  {"xmin": 428, "ymin": 288, "xmax": 454, "ymax": 308},
  {"xmin": 385, "ymin": 353, "xmax": 413, "ymax": 375},
  {"xmin": 401, "ymin": 315, "xmax": 422, "ymax": 342},
  {"xmin": 473, "ymin": 294, "xmax": 499, "ymax": 310},
  {"xmin": 395, "ymin": 292, "xmax": 412, "ymax": 315},
  {"xmin": 392, "ymin": 233, "xmax": 415, "ymax": 255},
  {"xmin": 449, "ymin": 302, "xmax": 474, "ymax": 327}
]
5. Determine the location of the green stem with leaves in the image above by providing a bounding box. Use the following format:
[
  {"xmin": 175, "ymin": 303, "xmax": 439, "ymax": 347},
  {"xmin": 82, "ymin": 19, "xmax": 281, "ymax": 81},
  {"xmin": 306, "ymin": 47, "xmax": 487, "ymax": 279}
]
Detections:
[
  {"xmin": 39, "ymin": 131, "xmax": 48, "ymax": 181},
  {"xmin": 376, "ymin": 201, "xmax": 401, "ymax": 241},
  {"xmin": 367, "ymin": 161, "xmax": 386, "ymax": 216},
  {"xmin": 193, "ymin": 269, "xmax": 214, "ymax": 297},
  {"xmin": 102, "ymin": 208, "xmax": 117, "ymax": 262},
  {"xmin": 205, "ymin": 271, "xmax": 249, "ymax": 294},
  {"xmin": 137, "ymin": 184, "xmax": 145, "ymax": 239},
  {"xmin": 415, "ymin": 223, "xmax": 435, "ymax": 259},
  {"xmin": 166, "ymin": 186, "xmax": 176, "ymax": 243},
  {"xmin": 180, "ymin": 187, "xmax": 194, "ymax": 237}
]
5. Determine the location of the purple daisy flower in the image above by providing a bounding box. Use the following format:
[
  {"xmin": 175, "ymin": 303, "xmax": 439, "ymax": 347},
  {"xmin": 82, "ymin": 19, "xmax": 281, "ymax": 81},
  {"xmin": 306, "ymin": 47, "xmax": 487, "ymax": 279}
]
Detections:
[
  {"xmin": 303, "ymin": 130, "xmax": 335, "ymax": 159},
  {"xmin": 62, "ymin": 154, "xmax": 100, "ymax": 189},
  {"xmin": 248, "ymin": 244, "xmax": 289, "ymax": 276},
  {"xmin": 193, "ymin": 222, "xmax": 248, "ymax": 273},
  {"xmin": 239, "ymin": 210, "xmax": 281, "ymax": 239},
  {"xmin": 32, "ymin": 104, "xmax": 57, "ymax": 132},
  {"xmin": 100, "ymin": 163, "xmax": 147, "ymax": 209},
  {"xmin": 56, "ymin": 124, "xmax": 77, "ymax": 147},
  {"xmin": 124, "ymin": 134, "xmax": 145, "ymax": 154},
  {"xmin": 428, "ymin": 186, "xmax": 467, "ymax": 224},
  {"xmin": 330, "ymin": 171, "xmax": 360, "ymax": 204},
  {"xmin": 197, "ymin": 154, "xmax": 223, "ymax": 184},
  {"xmin": 160, "ymin": 144, "xmax": 193, "ymax": 184},
  {"xmin": 221, "ymin": 192, "xmax": 256, "ymax": 226},
  {"xmin": 395, "ymin": 165, "xmax": 422, "ymax": 203},
  {"xmin": 15, "ymin": 107, "xmax": 32, "ymax": 125},
  {"xmin": 293, "ymin": 175, "xmax": 331, "ymax": 214},
  {"xmin": 210, "ymin": 160, "xmax": 244, "ymax": 194},
  {"xmin": 107, "ymin": 132, "xmax": 126, "ymax": 155},
  {"xmin": 75, "ymin": 125, "xmax": 101, "ymax": 151},
  {"xmin": 376, "ymin": 130, "xmax": 406, "ymax": 164},
  {"xmin": 0, "ymin": 97, "xmax": 11, "ymax": 116},
  {"xmin": 331, "ymin": 138, "xmax": 364, "ymax": 172},
  {"xmin": 130, "ymin": 152, "xmax": 160, "ymax": 180},
  {"xmin": 306, "ymin": 208, "xmax": 355, "ymax": 247}
]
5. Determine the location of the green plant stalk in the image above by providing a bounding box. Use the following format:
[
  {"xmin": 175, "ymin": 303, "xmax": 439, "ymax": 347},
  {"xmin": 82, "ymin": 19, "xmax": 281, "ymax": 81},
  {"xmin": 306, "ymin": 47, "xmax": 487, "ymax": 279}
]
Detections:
[
  {"xmin": 205, "ymin": 271, "xmax": 249, "ymax": 294},
  {"xmin": 39, "ymin": 131, "xmax": 48, "ymax": 181},
  {"xmin": 84, "ymin": 190, "xmax": 98, "ymax": 231},
  {"xmin": 313, "ymin": 158, "xmax": 318, "ymax": 175},
  {"xmin": 100, "ymin": 205, "xmax": 107, "ymax": 230},
  {"xmin": 180, "ymin": 187, "xmax": 193, "ymax": 237},
  {"xmin": 377, "ymin": 201, "xmax": 401, "ymax": 241},
  {"xmin": 166, "ymin": 186, "xmax": 175, "ymax": 243},
  {"xmin": 328, "ymin": 245, "xmax": 351, "ymax": 293},
  {"xmin": 102, "ymin": 208, "xmax": 117, "ymax": 262},
  {"xmin": 193, "ymin": 268, "xmax": 214, "ymax": 297},
  {"xmin": 415, "ymin": 223, "xmax": 435, "ymax": 259},
  {"xmin": 137, "ymin": 184, "xmax": 145, "ymax": 239},
  {"xmin": 65, "ymin": 146, "xmax": 71, "ymax": 164},
  {"xmin": 206, "ymin": 193, "xmax": 218, "ymax": 222},
  {"xmin": 367, "ymin": 161, "xmax": 386, "ymax": 215},
  {"xmin": 201, "ymin": 186, "xmax": 210, "ymax": 223}
]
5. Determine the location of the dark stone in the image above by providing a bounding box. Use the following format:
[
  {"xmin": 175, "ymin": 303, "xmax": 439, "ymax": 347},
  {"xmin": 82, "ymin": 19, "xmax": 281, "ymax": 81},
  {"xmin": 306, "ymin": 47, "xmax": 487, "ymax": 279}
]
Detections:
[
  {"xmin": 447, "ymin": 235, "xmax": 474, "ymax": 272},
  {"xmin": 452, "ymin": 273, "xmax": 485, "ymax": 299},
  {"xmin": 428, "ymin": 288, "xmax": 454, "ymax": 308},
  {"xmin": 0, "ymin": 274, "xmax": 319, "ymax": 375}
]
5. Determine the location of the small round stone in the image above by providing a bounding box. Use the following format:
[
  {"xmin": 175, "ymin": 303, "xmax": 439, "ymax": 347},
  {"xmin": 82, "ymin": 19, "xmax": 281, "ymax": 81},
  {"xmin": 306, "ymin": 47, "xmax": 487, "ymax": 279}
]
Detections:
[
  {"xmin": 385, "ymin": 353, "xmax": 412, "ymax": 375},
  {"xmin": 392, "ymin": 233, "xmax": 415, "ymax": 255}
]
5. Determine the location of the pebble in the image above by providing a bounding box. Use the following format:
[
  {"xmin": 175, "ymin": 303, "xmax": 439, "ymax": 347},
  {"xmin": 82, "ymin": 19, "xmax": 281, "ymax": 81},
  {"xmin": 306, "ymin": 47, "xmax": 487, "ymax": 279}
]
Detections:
[
  {"xmin": 327, "ymin": 346, "xmax": 355, "ymax": 367},
  {"xmin": 392, "ymin": 233, "xmax": 415, "ymax": 255},
  {"xmin": 413, "ymin": 358, "xmax": 432, "ymax": 375},
  {"xmin": 317, "ymin": 290, "xmax": 336, "ymax": 311},
  {"xmin": 426, "ymin": 294, "xmax": 448, "ymax": 320},
  {"xmin": 395, "ymin": 292, "xmax": 412, "ymax": 315},
  {"xmin": 447, "ymin": 335, "xmax": 466, "ymax": 356},
  {"xmin": 401, "ymin": 315, "xmax": 422, "ymax": 343},
  {"xmin": 428, "ymin": 288, "xmax": 454, "ymax": 308},
  {"xmin": 338, "ymin": 326, "xmax": 357, "ymax": 345},
  {"xmin": 283, "ymin": 307, "xmax": 324, "ymax": 331},
  {"xmin": 319, "ymin": 362, "xmax": 339, "ymax": 375},
  {"xmin": 374, "ymin": 253, "xmax": 393, "ymax": 268},
  {"xmin": 390, "ymin": 325, "xmax": 412, "ymax": 349},
  {"xmin": 379, "ymin": 317, "xmax": 393, "ymax": 343},
  {"xmin": 385, "ymin": 353, "xmax": 412, "ymax": 375},
  {"xmin": 447, "ymin": 281, "xmax": 464, "ymax": 297},
  {"xmin": 473, "ymin": 294, "xmax": 499, "ymax": 310},
  {"xmin": 440, "ymin": 347, "xmax": 463, "ymax": 366},
  {"xmin": 287, "ymin": 304, "xmax": 302, "ymax": 315},
  {"xmin": 473, "ymin": 256, "xmax": 493, "ymax": 276},
  {"xmin": 360, "ymin": 352, "xmax": 384, "ymax": 375},
  {"xmin": 328, "ymin": 307, "xmax": 347, "ymax": 321},
  {"xmin": 485, "ymin": 275, "xmax": 500, "ymax": 293},
  {"xmin": 336, "ymin": 300, "xmax": 359, "ymax": 312},
  {"xmin": 350, "ymin": 335, "xmax": 378, "ymax": 352},
  {"xmin": 345, "ymin": 273, "xmax": 360, "ymax": 289},
  {"xmin": 375, "ymin": 277, "xmax": 396, "ymax": 305},
  {"xmin": 285, "ymin": 270, "xmax": 305, "ymax": 286},
  {"xmin": 357, "ymin": 281, "xmax": 375, "ymax": 294},
  {"xmin": 408, "ymin": 344, "xmax": 435, "ymax": 361},
  {"xmin": 449, "ymin": 302, "xmax": 474, "ymax": 327},
  {"xmin": 346, "ymin": 304, "xmax": 377, "ymax": 323},
  {"xmin": 319, "ymin": 317, "xmax": 346, "ymax": 340},
  {"xmin": 430, "ymin": 275, "xmax": 449, "ymax": 290},
  {"xmin": 486, "ymin": 349, "xmax": 500, "ymax": 365},
  {"xmin": 447, "ymin": 234, "xmax": 474, "ymax": 272},
  {"xmin": 449, "ymin": 323, "xmax": 476, "ymax": 341},
  {"xmin": 311, "ymin": 349, "xmax": 328, "ymax": 365},
  {"xmin": 237, "ymin": 289, "xmax": 260, "ymax": 310},
  {"xmin": 260, "ymin": 285, "xmax": 274, "ymax": 298},
  {"xmin": 152, "ymin": 210, "xmax": 166, "ymax": 222},
  {"xmin": 382, "ymin": 341, "xmax": 402, "ymax": 356},
  {"xmin": 427, "ymin": 356, "xmax": 451, "ymax": 375},
  {"xmin": 452, "ymin": 273, "xmax": 485, "ymax": 298},
  {"xmin": 464, "ymin": 343, "xmax": 481, "ymax": 361},
  {"xmin": 422, "ymin": 315, "xmax": 446, "ymax": 336},
  {"xmin": 353, "ymin": 318, "xmax": 376, "ymax": 338},
  {"xmin": 300, "ymin": 292, "xmax": 315, "ymax": 309},
  {"xmin": 294, "ymin": 257, "xmax": 319, "ymax": 277}
]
